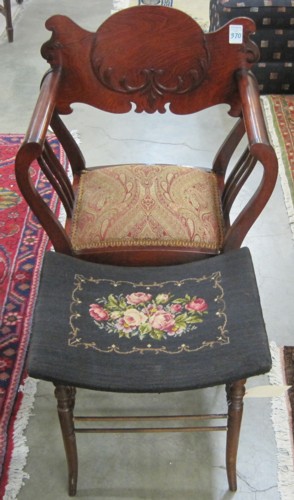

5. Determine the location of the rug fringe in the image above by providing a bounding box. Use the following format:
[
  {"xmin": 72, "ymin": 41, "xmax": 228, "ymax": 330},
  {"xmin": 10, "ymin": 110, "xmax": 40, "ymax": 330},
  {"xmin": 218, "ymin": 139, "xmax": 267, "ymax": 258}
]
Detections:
[
  {"xmin": 269, "ymin": 341, "xmax": 294, "ymax": 499},
  {"xmin": 3, "ymin": 377, "xmax": 38, "ymax": 500},
  {"xmin": 262, "ymin": 96, "xmax": 294, "ymax": 240}
]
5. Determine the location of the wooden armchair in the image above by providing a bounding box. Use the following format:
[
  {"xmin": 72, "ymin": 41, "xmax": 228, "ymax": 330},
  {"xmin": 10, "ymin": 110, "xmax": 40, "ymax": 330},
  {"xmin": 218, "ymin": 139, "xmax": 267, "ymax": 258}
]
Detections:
[{"xmin": 15, "ymin": 6, "xmax": 278, "ymax": 266}]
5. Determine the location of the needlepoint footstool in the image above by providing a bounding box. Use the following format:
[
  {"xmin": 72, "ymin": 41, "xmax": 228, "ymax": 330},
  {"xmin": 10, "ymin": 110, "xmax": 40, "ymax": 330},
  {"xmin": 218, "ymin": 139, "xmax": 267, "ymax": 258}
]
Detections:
[{"xmin": 27, "ymin": 247, "xmax": 272, "ymax": 495}]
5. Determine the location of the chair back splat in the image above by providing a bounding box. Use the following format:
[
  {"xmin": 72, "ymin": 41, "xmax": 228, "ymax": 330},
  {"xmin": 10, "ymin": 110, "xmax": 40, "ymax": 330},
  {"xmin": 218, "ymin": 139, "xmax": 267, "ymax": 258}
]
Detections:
[
  {"xmin": 41, "ymin": 8, "xmax": 256, "ymax": 115},
  {"xmin": 15, "ymin": 6, "xmax": 278, "ymax": 266}
]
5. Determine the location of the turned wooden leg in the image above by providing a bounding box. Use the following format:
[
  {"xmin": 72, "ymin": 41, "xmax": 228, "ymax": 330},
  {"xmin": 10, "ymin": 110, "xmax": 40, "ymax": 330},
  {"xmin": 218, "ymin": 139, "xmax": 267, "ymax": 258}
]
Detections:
[
  {"xmin": 54, "ymin": 384, "xmax": 78, "ymax": 496},
  {"xmin": 3, "ymin": 0, "xmax": 13, "ymax": 42},
  {"xmin": 225, "ymin": 379, "xmax": 246, "ymax": 491}
]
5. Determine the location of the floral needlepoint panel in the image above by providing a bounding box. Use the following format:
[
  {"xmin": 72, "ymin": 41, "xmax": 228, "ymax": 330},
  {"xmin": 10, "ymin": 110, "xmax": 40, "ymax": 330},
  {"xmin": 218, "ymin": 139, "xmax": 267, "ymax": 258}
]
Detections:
[
  {"xmin": 69, "ymin": 271, "xmax": 229, "ymax": 355},
  {"xmin": 28, "ymin": 248, "xmax": 272, "ymax": 393}
]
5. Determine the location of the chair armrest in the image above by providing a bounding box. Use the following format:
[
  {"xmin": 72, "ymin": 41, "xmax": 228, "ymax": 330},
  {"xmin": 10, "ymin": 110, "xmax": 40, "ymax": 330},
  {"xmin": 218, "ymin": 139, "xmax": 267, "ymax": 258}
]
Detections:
[
  {"xmin": 24, "ymin": 69, "xmax": 61, "ymax": 147},
  {"xmin": 23, "ymin": 68, "xmax": 85, "ymax": 174},
  {"xmin": 212, "ymin": 72, "xmax": 268, "ymax": 186},
  {"xmin": 15, "ymin": 68, "xmax": 73, "ymax": 255},
  {"xmin": 237, "ymin": 70, "xmax": 270, "ymax": 148}
]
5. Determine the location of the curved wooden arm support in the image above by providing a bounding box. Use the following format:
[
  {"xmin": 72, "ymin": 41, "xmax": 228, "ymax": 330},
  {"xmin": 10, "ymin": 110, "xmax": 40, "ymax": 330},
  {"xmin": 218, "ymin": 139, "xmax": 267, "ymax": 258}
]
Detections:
[
  {"xmin": 23, "ymin": 68, "xmax": 85, "ymax": 176},
  {"xmin": 221, "ymin": 70, "xmax": 278, "ymax": 250},
  {"xmin": 16, "ymin": 69, "xmax": 79, "ymax": 255},
  {"xmin": 212, "ymin": 118, "xmax": 245, "ymax": 189},
  {"xmin": 15, "ymin": 142, "xmax": 72, "ymax": 255},
  {"xmin": 224, "ymin": 142, "xmax": 278, "ymax": 250},
  {"xmin": 24, "ymin": 70, "xmax": 61, "ymax": 147},
  {"xmin": 50, "ymin": 112, "xmax": 86, "ymax": 174}
]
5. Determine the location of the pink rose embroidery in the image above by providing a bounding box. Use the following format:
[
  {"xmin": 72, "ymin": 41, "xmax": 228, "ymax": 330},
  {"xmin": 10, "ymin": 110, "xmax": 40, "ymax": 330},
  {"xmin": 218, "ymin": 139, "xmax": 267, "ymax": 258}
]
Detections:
[
  {"xmin": 185, "ymin": 298, "xmax": 208, "ymax": 313},
  {"xmin": 150, "ymin": 311, "xmax": 175, "ymax": 333},
  {"xmin": 89, "ymin": 291, "xmax": 208, "ymax": 340},
  {"xmin": 117, "ymin": 309, "xmax": 148, "ymax": 333},
  {"xmin": 89, "ymin": 304, "xmax": 109, "ymax": 321},
  {"xmin": 126, "ymin": 292, "xmax": 152, "ymax": 305},
  {"xmin": 170, "ymin": 303, "xmax": 183, "ymax": 313}
]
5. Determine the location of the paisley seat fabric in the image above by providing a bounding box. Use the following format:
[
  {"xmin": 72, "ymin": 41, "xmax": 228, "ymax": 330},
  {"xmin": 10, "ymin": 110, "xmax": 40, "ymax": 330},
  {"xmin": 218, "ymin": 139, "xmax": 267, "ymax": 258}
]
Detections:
[{"xmin": 71, "ymin": 164, "xmax": 224, "ymax": 252}]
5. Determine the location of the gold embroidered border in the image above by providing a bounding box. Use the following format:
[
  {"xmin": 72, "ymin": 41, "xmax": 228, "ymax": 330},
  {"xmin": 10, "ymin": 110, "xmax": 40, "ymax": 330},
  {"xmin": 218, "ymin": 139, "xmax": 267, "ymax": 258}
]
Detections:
[{"xmin": 68, "ymin": 271, "xmax": 229, "ymax": 355}]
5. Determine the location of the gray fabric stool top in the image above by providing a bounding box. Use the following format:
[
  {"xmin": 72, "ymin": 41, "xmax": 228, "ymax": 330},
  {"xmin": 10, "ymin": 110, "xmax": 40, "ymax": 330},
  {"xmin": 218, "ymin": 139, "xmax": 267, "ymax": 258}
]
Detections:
[{"xmin": 27, "ymin": 247, "xmax": 271, "ymax": 393}]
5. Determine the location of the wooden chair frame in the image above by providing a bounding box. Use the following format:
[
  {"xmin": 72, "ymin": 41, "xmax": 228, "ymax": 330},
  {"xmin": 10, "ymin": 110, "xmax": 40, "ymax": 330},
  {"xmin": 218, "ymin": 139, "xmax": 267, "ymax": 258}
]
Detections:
[
  {"xmin": 20, "ymin": 8, "xmax": 277, "ymax": 496},
  {"xmin": 15, "ymin": 6, "xmax": 278, "ymax": 266},
  {"xmin": 54, "ymin": 379, "xmax": 246, "ymax": 496}
]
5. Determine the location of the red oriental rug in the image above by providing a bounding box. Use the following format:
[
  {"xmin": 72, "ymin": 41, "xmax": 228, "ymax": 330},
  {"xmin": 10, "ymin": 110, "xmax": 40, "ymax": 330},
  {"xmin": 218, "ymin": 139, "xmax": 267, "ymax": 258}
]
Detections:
[{"xmin": 0, "ymin": 134, "xmax": 66, "ymax": 498}]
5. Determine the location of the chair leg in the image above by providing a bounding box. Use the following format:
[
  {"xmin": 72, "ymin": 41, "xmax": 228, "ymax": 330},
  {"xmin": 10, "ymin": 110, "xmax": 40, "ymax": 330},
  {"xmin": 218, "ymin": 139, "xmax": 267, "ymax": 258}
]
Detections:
[
  {"xmin": 225, "ymin": 378, "xmax": 246, "ymax": 491},
  {"xmin": 54, "ymin": 384, "xmax": 78, "ymax": 496},
  {"xmin": 3, "ymin": 0, "xmax": 13, "ymax": 42}
]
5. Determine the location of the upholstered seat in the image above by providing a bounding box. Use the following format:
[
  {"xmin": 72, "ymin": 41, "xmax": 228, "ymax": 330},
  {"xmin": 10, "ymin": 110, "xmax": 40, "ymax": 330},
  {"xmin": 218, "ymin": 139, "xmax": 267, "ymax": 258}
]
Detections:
[{"xmin": 70, "ymin": 164, "xmax": 223, "ymax": 253}]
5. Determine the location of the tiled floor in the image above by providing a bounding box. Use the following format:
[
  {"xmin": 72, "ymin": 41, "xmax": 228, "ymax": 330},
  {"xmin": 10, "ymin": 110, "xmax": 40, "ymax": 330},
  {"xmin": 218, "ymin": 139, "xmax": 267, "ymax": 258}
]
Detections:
[{"xmin": 0, "ymin": 1, "xmax": 293, "ymax": 499}]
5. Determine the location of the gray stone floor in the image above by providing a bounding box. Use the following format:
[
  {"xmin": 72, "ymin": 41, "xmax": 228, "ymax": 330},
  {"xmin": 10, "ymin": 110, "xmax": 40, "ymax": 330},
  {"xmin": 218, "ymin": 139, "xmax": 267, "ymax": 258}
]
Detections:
[{"xmin": 0, "ymin": 1, "xmax": 293, "ymax": 499}]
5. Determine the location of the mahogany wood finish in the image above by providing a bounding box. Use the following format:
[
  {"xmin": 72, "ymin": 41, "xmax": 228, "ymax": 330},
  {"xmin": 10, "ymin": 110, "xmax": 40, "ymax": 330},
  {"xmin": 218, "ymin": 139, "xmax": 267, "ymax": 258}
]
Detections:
[
  {"xmin": 54, "ymin": 385, "xmax": 78, "ymax": 497},
  {"xmin": 226, "ymin": 379, "xmax": 247, "ymax": 491},
  {"xmin": 15, "ymin": 6, "xmax": 278, "ymax": 266},
  {"xmin": 21, "ymin": 9, "xmax": 276, "ymax": 494},
  {"xmin": 54, "ymin": 379, "xmax": 246, "ymax": 496}
]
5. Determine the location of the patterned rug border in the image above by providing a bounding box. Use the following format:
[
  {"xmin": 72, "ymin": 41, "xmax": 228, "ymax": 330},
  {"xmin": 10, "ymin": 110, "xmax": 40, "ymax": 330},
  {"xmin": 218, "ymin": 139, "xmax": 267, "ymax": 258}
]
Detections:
[
  {"xmin": 0, "ymin": 133, "xmax": 67, "ymax": 499},
  {"xmin": 262, "ymin": 95, "xmax": 294, "ymax": 239}
]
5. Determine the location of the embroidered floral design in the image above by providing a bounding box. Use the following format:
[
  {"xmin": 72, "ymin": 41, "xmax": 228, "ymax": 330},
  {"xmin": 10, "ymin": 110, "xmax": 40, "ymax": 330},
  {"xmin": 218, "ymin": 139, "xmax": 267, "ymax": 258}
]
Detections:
[
  {"xmin": 89, "ymin": 291, "xmax": 208, "ymax": 341},
  {"xmin": 70, "ymin": 271, "xmax": 228, "ymax": 355}
]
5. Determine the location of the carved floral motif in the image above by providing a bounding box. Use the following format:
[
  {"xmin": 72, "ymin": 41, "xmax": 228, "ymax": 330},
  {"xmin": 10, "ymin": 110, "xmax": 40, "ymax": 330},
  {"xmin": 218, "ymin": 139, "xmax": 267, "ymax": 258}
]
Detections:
[{"xmin": 93, "ymin": 60, "xmax": 210, "ymax": 112}]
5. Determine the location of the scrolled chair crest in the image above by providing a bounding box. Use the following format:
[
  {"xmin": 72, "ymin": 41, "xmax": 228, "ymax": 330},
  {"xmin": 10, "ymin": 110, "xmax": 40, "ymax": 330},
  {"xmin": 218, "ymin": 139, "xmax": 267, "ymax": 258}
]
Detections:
[{"xmin": 90, "ymin": 6, "xmax": 210, "ymax": 113}]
